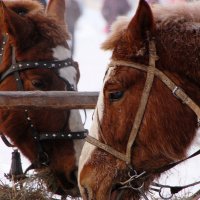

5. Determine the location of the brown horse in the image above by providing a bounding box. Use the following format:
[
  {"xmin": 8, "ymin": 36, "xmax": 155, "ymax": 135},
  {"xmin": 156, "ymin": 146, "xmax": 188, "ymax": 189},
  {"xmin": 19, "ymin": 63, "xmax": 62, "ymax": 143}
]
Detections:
[
  {"xmin": 0, "ymin": 0, "xmax": 87, "ymax": 197},
  {"xmin": 79, "ymin": 0, "xmax": 200, "ymax": 199}
]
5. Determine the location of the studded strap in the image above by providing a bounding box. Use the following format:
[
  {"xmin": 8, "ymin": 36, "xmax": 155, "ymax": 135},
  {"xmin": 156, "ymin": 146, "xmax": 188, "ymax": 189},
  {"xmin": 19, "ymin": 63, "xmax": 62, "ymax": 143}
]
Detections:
[
  {"xmin": 0, "ymin": 35, "xmax": 7, "ymax": 64},
  {"xmin": 39, "ymin": 129, "xmax": 88, "ymax": 141},
  {"xmin": 0, "ymin": 58, "xmax": 75, "ymax": 82}
]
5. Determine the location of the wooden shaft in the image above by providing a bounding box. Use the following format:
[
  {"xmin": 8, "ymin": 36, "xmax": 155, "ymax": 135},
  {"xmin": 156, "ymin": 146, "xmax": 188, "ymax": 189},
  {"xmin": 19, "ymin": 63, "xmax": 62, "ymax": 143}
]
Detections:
[{"xmin": 0, "ymin": 91, "xmax": 98, "ymax": 110}]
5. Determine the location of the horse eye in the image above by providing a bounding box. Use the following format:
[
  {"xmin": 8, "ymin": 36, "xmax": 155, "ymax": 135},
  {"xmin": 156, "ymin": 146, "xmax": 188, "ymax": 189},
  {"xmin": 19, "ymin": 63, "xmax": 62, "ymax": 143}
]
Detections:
[
  {"xmin": 32, "ymin": 79, "xmax": 45, "ymax": 89},
  {"xmin": 109, "ymin": 91, "xmax": 124, "ymax": 101}
]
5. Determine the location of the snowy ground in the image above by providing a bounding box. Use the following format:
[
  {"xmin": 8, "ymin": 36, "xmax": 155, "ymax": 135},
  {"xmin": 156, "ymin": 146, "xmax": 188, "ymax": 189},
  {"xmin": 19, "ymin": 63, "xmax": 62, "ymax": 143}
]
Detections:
[{"xmin": 1, "ymin": 1, "xmax": 200, "ymax": 199}]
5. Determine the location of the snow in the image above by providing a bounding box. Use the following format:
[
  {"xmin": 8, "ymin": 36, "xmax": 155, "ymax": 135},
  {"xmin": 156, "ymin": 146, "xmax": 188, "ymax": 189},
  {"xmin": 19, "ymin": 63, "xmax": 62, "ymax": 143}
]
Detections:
[{"xmin": 1, "ymin": 1, "xmax": 200, "ymax": 199}]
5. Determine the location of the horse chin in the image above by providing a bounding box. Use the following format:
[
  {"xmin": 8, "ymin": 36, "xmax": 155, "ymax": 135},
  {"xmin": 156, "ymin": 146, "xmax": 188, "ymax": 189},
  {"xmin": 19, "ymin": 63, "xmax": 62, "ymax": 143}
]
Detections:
[
  {"xmin": 49, "ymin": 177, "xmax": 81, "ymax": 197},
  {"xmin": 110, "ymin": 188, "xmax": 138, "ymax": 200},
  {"xmin": 110, "ymin": 187, "xmax": 124, "ymax": 200},
  {"xmin": 110, "ymin": 190, "xmax": 121, "ymax": 200},
  {"xmin": 53, "ymin": 186, "xmax": 80, "ymax": 197},
  {"xmin": 40, "ymin": 169, "xmax": 80, "ymax": 197}
]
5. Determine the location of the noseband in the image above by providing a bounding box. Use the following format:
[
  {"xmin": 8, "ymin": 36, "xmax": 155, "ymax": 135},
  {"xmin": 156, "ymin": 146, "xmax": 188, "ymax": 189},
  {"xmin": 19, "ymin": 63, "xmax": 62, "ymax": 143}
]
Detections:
[
  {"xmin": 85, "ymin": 36, "xmax": 200, "ymax": 197},
  {"xmin": 0, "ymin": 34, "xmax": 88, "ymax": 168}
]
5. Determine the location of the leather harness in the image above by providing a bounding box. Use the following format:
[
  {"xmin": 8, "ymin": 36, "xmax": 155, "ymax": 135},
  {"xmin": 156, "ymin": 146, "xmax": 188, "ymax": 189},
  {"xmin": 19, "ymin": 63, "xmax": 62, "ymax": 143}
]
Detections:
[
  {"xmin": 85, "ymin": 37, "xmax": 200, "ymax": 198},
  {"xmin": 0, "ymin": 34, "xmax": 88, "ymax": 169},
  {"xmin": 86, "ymin": 38, "xmax": 200, "ymax": 164}
]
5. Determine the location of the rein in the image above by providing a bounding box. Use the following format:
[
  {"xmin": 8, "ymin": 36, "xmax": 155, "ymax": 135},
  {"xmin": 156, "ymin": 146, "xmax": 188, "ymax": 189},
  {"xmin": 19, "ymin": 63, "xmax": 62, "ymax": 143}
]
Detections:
[
  {"xmin": 85, "ymin": 37, "xmax": 200, "ymax": 198},
  {"xmin": 0, "ymin": 34, "xmax": 88, "ymax": 170}
]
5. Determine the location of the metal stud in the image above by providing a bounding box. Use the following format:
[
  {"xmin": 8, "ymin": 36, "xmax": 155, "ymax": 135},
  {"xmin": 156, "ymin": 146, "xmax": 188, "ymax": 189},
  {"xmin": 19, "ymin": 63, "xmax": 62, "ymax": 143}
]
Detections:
[
  {"xmin": 51, "ymin": 64, "xmax": 55, "ymax": 67},
  {"xmin": 46, "ymin": 134, "xmax": 48, "ymax": 137},
  {"xmin": 27, "ymin": 117, "xmax": 31, "ymax": 121},
  {"xmin": 26, "ymin": 64, "xmax": 30, "ymax": 66},
  {"xmin": 0, "ymin": 54, "xmax": 2, "ymax": 56},
  {"xmin": 35, "ymin": 63, "xmax": 39, "ymax": 66},
  {"xmin": 25, "ymin": 109, "xmax": 28, "ymax": 112},
  {"xmin": 68, "ymin": 134, "xmax": 72, "ymax": 138},
  {"xmin": 16, "ymin": 78, "xmax": 19, "ymax": 81},
  {"xmin": 61, "ymin": 134, "xmax": 64, "ymax": 137},
  {"xmin": 30, "ymin": 124, "xmax": 34, "ymax": 127},
  {"xmin": 19, "ymin": 64, "xmax": 22, "ymax": 67},
  {"xmin": 43, "ymin": 64, "xmax": 47, "ymax": 66}
]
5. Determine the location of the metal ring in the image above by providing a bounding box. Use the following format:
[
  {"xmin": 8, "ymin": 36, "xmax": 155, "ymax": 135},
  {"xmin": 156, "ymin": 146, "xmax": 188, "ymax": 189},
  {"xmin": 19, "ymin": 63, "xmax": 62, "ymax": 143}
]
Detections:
[
  {"xmin": 159, "ymin": 186, "xmax": 173, "ymax": 200},
  {"xmin": 129, "ymin": 181, "xmax": 144, "ymax": 191}
]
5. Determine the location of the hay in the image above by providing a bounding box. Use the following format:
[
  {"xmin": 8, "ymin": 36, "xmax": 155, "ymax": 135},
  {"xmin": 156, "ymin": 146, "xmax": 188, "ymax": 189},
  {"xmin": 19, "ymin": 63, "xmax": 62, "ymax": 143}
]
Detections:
[{"xmin": 0, "ymin": 169, "xmax": 56, "ymax": 200}]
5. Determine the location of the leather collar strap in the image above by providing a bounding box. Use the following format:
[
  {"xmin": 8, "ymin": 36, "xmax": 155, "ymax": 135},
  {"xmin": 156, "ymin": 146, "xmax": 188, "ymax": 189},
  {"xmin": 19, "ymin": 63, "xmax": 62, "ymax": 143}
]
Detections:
[{"xmin": 85, "ymin": 39, "xmax": 200, "ymax": 166}]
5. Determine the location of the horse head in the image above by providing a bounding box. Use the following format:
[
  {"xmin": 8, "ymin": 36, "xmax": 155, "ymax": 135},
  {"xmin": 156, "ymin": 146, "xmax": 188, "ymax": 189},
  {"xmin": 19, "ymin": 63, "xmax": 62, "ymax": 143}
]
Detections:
[
  {"xmin": 79, "ymin": 0, "xmax": 200, "ymax": 199},
  {"xmin": 0, "ymin": 0, "xmax": 86, "ymax": 197}
]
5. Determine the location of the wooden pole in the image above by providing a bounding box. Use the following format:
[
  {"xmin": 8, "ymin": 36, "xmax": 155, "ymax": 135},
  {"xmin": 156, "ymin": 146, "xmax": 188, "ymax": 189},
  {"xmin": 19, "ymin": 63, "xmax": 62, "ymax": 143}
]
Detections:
[{"xmin": 0, "ymin": 91, "xmax": 98, "ymax": 110}]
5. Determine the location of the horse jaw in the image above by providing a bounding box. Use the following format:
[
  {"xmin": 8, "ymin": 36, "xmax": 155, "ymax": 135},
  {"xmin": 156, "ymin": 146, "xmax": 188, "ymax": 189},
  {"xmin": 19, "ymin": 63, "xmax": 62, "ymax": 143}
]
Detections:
[{"xmin": 52, "ymin": 44, "xmax": 85, "ymax": 165}]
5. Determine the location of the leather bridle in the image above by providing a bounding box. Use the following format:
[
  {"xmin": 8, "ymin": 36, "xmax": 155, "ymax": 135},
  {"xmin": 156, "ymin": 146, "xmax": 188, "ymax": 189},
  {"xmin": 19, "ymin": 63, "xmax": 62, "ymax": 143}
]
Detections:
[
  {"xmin": 86, "ymin": 37, "xmax": 200, "ymax": 164},
  {"xmin": 85, "ymin": 36, "xmax": 200, "ymax": 198},
  {"xmin": 0, "ymin": 34, "xmax": 88, "ymax": 169}
]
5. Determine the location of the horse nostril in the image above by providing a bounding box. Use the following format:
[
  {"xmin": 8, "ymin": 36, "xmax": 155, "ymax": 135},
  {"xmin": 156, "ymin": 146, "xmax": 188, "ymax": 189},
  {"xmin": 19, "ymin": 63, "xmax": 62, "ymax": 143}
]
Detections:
[
  {"xmin": 56, "ymin": 172, "xmax": 76, "ymax": 190},
  {"xmin": 83, "ymin": 186, "xmax": 90, "ymax": 200}
]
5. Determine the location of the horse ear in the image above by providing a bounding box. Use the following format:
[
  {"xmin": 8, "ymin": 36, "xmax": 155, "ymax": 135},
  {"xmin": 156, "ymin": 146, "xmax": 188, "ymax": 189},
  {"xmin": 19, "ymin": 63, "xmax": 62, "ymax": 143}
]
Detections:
[
  {"xmin": 0, "ymin": 1, "xmax": 33, "ymax": 45},
  {"xmin": 46, "ymin": 0, "xmax": 67, "ymax": 25},
  {"xmin": 126, "ymin": 0, "xmax": 154, "ymax": 40}
]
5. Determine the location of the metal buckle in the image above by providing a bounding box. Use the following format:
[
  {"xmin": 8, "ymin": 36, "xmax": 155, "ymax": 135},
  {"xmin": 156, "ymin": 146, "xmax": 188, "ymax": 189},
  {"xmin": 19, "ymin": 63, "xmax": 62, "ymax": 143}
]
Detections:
[
  {"xmin": 172, "ymin": 86, "xmax": 180, "ymax": 99},
  {"xmin": 172, "ymin": 86, "xmax": 188, "ymax": 104}
]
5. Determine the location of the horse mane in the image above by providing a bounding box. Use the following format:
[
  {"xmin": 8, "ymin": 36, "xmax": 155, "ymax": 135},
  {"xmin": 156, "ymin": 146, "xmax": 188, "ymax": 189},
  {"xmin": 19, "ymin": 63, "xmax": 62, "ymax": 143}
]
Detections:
[{"xmin": 102, "ymin": 1, "xmax": 200, "ymax": 50}]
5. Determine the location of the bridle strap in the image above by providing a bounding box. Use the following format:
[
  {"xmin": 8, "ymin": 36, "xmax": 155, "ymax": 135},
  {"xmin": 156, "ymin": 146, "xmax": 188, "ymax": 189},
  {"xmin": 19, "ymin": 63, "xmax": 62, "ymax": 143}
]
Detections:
[
  {"xmin": 86, "ymin": 39, "xmax": 200, "ymax": 166},
  {"xmin": 86, "ymin": 135, "xmax": 128, "ymax": 162},
  {"xmin": 0, "ymin": 36, "xmax": 88, "ymax": 168},
  {"xmin": 0, "ymin": 133, "xmax": 15, "ymax": 147},
  {"xmin": 110, "ymin": 60, "xmax": 200, "ymax": 119},
  {"xmin": 0, "ymin": 35, "xmax": 7, "ymax": 64},
  {"xmin": 86, "ymin": 38, "xmax": 158, "ymax": 164},
  {"xmin": 126, "ymin": 39, "xmax": 157, "ymax": 164}
]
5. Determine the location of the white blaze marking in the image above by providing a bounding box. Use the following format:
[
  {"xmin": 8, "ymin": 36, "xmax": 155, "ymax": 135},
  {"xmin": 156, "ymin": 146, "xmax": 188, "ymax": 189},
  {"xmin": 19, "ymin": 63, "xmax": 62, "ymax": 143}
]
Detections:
[
  {"xmin": 53, "ymin": 45, "xmax": 71, "ymax": 60},
  {"xmin": 53, "ymin": 45, "xmax": 85, "ymax": 165},
  {"xmin": 78, "ymin": 67, "xmax": 114, "ymax": 184}
]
